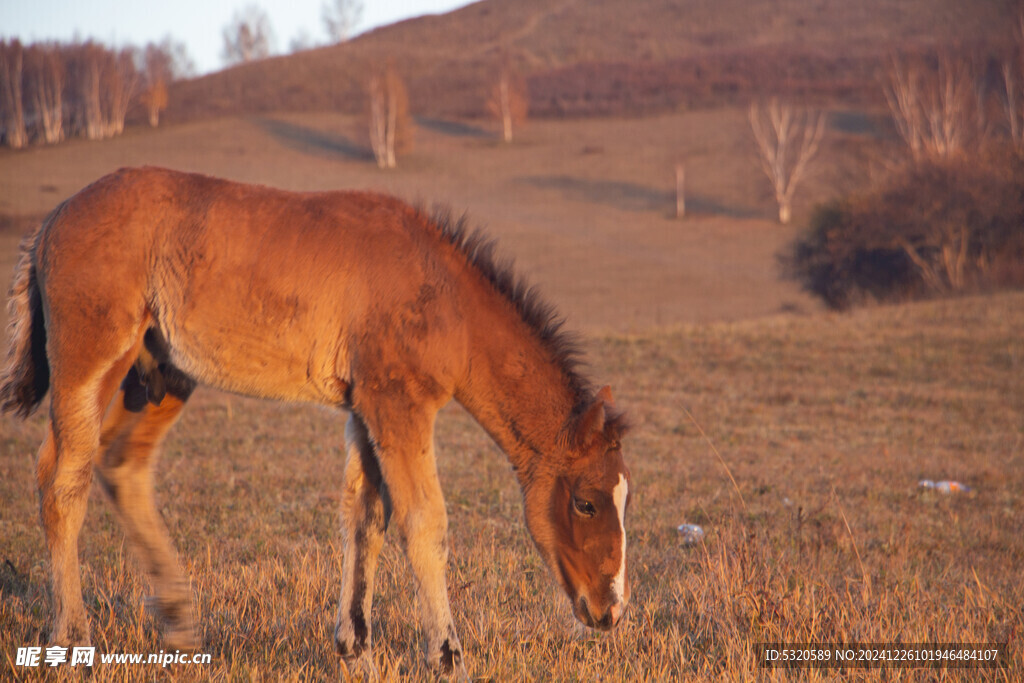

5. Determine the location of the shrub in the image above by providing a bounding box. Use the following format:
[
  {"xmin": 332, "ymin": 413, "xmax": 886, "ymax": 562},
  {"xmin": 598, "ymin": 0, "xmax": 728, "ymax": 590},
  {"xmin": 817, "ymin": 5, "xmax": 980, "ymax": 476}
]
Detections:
[{"xmin": 784, "ymin": 151, "xmax": 1024, "ymax": 309}]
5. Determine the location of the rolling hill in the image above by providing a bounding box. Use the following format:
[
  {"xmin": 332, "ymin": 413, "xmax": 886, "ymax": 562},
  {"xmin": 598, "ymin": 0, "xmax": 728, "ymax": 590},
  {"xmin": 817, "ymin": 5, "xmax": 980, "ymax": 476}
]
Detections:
[{"xmin": 165, "ymin": 0, "xmax": 1016, "ymax": 123}]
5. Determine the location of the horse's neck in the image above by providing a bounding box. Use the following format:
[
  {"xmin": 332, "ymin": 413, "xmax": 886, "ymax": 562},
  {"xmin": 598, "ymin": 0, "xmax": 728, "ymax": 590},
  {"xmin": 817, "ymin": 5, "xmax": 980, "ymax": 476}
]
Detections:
[{"xmin": 455, "ymin": 305, "xmax": 577, "ymax": 473}]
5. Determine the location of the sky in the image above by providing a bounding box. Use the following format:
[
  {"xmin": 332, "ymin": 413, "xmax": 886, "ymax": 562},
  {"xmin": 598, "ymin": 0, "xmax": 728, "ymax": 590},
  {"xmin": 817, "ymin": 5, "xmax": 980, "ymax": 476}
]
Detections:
[{"xmin": 0, "ymin": 0, "xmax": 476, "ymax": 75}]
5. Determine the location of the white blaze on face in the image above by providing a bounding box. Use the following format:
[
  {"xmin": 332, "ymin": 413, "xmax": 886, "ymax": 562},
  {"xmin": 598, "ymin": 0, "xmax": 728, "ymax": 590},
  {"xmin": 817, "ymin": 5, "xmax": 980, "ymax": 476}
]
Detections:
[{"xmin": 611, "ymin": 473, "xmax": 628, "ymax": 603}]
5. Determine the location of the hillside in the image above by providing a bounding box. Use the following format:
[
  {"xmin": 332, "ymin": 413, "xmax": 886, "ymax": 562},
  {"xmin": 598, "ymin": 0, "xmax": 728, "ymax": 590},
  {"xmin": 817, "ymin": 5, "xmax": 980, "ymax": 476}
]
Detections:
[
  {"xmin": 0, "ymin": 107, "xmax": 854, "ymax": 335},
  {"xmin": 165, "ymin": 0, "xmax": 1016, "ymax": 122}
]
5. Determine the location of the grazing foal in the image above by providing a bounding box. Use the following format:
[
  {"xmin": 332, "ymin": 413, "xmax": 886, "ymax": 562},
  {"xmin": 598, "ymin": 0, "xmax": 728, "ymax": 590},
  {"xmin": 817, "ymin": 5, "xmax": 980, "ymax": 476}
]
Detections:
[{"xmin": 0, "ymin": 167, "xmax": 631, "ymax": 678}]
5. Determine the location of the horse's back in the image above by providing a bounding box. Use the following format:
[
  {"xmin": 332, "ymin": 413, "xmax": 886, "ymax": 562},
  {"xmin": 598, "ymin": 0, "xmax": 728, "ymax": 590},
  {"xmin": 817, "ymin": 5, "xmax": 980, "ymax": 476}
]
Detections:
[{"xmin": 35, "ymin": 167, "xmax": 466, "ymax": 406}]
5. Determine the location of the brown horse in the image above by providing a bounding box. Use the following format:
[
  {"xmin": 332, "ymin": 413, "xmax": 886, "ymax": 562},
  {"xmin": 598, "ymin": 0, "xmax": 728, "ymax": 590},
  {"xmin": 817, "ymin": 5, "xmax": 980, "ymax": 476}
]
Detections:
[{"xmin": 0, "ymin": 167, "xmax": 631, "ymax": 678}]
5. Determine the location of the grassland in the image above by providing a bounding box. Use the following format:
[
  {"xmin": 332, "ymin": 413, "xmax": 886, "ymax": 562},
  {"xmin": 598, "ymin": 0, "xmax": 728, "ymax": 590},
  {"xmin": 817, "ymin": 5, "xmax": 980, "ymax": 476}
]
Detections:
[
  {"xmin": 2, "ymin": 289, "xmax": 1021, "ymax": 681},
  {"xmin": 1, "ymin": 8, "xmax": 1021, "ymax": 669}
]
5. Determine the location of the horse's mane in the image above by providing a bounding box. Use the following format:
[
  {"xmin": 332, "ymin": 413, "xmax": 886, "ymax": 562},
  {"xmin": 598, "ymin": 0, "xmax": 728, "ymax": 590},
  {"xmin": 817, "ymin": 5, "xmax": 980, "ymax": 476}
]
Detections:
[{"xmin": 426, "ymin": 207, "xmax": 627, "ymax": 437}]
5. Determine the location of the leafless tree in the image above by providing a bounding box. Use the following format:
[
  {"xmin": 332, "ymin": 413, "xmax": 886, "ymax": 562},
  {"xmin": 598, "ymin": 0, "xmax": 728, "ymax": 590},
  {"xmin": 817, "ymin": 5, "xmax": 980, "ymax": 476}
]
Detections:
[
  {"xmin": 289, "ymin": 29, "xmax": 317, "ymax": 54},
  {"xmin": 159, "ymin": 36, "xmax": 197, "ymax": 80},
  {"xmin": 1003, "ymin": 62, "xmax": 1022, "ymax": 147},
  {"xmin": 487, "ymin": 64, "xmax": 528, "ymax": 143},
  {"xmin": 24, "ymin": 43, "xmax": 64, "ymax": 144},
  {"xmin": 140, "ymin": 42, "xmax": 173, "ymax": 127},
  {"xmin": 63, "ymin": 42, "xmax": 137, "ymax": 140},
  {"xmin": 748, "ymin": 99, "xmax": 825, "ymax": 225},
  {"xmin": 368, "ymin": 63, "xmax": 411, "ymax": 169},
  {"xmin": 323, "ymin": 0, "xmax": 363, "ymax": 43},
  {"xmin": 675, "ymin": 162, "xmax": 686, "ymax": 219},
  {"xmin": 0, "ymin": 40, "xmax": 28, "ymax": 149},
  {"xmin": 102, "ymin": 48, "xmax": 138, "ymax": 137},
  {"xmin": 222, "ymin": 4, "xmax": 275, "ymax": 66},
  {"xmin": 1001, "ymin": 13, "xmax": 1024, "ymax": 148},
  {"xmin": 65, "ymin": 42, "xmax": 105, "ymax": 140},
  {"xmin": 884, "ymin": 53, "xmax": 983, "ymax": 160}
]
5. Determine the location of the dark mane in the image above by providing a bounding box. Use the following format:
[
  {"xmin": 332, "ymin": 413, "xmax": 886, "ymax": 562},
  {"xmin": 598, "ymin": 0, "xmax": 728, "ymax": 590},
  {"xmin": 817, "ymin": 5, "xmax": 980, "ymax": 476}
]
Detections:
[{"xmin": 425, "ymin": 207, "xmax": 628, "ymax": 436}]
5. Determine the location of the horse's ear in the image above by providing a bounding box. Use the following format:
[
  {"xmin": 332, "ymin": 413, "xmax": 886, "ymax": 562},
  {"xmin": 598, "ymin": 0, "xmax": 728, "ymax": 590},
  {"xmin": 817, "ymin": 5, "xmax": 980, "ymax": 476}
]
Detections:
[
  {"xmin": 576, "ymin": 398, "xmax": 607, "ymax": 449},
  {"xmin": 596, "ymin": 385, "xmax": 615, "ymax": 407}
]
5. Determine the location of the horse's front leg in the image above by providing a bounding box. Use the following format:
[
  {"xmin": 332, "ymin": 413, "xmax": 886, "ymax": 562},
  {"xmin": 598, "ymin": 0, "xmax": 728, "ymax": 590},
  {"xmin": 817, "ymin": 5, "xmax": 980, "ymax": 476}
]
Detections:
[
  {"xmin": 336, "ymin": 413, "xmax": 391, "ymax": 680},
  {"xmin": 358, "ymin": 399, "xmax": 468, "ymax": 680}
]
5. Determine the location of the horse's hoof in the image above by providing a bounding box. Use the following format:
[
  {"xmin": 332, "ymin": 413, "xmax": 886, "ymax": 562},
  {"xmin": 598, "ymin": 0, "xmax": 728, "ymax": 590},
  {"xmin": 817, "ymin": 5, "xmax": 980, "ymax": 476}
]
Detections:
[
  {"xmin": 443, "ymin": 662, "xmax": 470, "ymax": 683},
  {"xmin": 164, "ymin": 623, "xmax": 200, "ymax": 651},
  {"xmin": 51, "ymin": 619, "xmax": 92, "ymax": 649},
  {"xmin": 147, "ymin": 595, "xmax": 198, "ymax": 650},
  {"xmin": 433, "ymin": 639, "xmax": 469, "ymax": 682},
  {"xmin": 340, "ymin": 652, "xmax": 380, "ymax": 682}
]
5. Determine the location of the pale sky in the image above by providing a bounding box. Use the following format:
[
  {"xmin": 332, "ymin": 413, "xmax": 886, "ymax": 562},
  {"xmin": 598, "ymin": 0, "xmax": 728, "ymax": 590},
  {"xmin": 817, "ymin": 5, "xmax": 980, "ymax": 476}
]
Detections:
[{"xmin": 0, "ymin": 0, "xmax": 476, "ymax": 75}]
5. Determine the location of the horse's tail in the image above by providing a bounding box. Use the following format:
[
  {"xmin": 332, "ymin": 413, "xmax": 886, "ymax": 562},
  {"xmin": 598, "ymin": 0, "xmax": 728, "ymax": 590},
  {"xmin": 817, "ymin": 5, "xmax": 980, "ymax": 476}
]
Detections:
[{"xmin": 0, "ymin": 212, "xmax": 52, "ymax": 417}]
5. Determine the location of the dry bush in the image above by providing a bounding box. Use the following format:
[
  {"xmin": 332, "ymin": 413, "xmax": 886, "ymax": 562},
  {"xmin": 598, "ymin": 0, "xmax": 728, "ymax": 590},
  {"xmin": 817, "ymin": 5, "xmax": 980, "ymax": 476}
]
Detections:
[
  {"xmin": 784, "ymin": 150, "xmax": 1024, "ymax": 309},
  {"xmin": 527, "ymin": 49, "xmax": 885, "ymax": 119},
  {"xmin": 367, "ymin": 62, "xmax": 412, "ymax": 169}
]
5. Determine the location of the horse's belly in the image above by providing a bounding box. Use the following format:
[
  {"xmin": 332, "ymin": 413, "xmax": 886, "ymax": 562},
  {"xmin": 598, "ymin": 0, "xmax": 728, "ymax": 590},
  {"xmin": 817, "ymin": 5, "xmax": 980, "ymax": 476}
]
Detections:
[{"xmin": 161, "ymin": 313, "xmax": 349, "ymax": 405}]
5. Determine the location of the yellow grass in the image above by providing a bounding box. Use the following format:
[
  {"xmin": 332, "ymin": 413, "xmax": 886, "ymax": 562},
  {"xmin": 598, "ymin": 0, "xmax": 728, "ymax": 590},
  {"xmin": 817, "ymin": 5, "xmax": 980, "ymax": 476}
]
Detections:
[{"xmin": 2, "ymin": 291, "xmax": 1021, "ymax": 681}]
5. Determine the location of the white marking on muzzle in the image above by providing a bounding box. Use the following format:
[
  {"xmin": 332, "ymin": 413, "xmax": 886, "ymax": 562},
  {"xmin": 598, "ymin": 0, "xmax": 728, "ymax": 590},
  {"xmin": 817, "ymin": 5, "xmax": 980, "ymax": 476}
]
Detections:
[{"xmin": 611, "ymin": 473, "xmax": 628, "ymax": 603}]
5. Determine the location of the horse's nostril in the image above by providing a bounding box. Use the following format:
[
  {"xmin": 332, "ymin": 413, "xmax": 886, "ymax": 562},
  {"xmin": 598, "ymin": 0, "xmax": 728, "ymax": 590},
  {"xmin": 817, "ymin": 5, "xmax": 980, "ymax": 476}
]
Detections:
[
  {"xmin": 577, "ymin": 596, "xmax": 591, "ymax": 620},
  {"xmin": 609, "ymin": 601, "xmax": 623, "ymax": 625}
]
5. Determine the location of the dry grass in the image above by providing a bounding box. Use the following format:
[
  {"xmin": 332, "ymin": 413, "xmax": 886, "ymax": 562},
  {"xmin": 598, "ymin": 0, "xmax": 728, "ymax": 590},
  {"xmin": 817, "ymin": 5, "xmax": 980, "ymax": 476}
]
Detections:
[{"xmin": 2, "ymin": 291, "xmax": 1021, "ymax": 681}]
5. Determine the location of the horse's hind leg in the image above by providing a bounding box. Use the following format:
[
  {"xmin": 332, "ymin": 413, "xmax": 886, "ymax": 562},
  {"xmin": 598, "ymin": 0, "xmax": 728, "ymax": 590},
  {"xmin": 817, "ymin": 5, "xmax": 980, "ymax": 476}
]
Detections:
[
  {"xmin": 94, "ymin": 374, "xmax": 195, "ymax": 648},
  {"xmin": 335, "ymin": 412, "xmax": 391, "ymax": 679},
  {"xmin": 38, "ymin": 330, "xmax": 146, "ymax": 646}
]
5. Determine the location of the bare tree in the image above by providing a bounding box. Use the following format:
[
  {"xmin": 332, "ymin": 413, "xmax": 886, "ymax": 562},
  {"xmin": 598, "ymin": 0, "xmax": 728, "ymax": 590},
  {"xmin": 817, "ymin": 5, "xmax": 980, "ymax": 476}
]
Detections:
[
  {"xmin": 65, "ymin": 42, "xmax": 105, "ymax": 140},
  {"xmin": 368, "ymin": 63, "xmax": 411, "ymax": 169},
  {"xmin": 749, "ymin": 99, "xmax": 825, "ymax": 225},
  {"xmin": 140, "ymin": 42, "xmax": 173, "ymax": 127},
  {"xmin": 24, "ymin": 43, "xmax": 64, "ymax": 144},
  {"xmin": 222, "ymin": 5, "xmax": 275, "ymax": 66},
  {"xmin": 487, "ymin": 64, "xmax": 528, "ymax": 143},
  {"xmin": 1001, "ymin": 13, "xmax": 1024, "ymax": 148},
  {"xmin": 1003, "ymin": 61, "xmax": 1022, "ymax": 147},
  {"xmin": 102, "ymin": 48, "xmax": 138, "ymax": 137},
  {"xmin": 289, "ymin": 29, "xmax": 317, "ymax": 54},
  {"xmin": 159, "ymin": 36, "xmax": 197, "ymax": 80},
  {"xmin": 884, "ymin": 53, "xmax": 983, "ymax": 160},
  {"xmin": 63, "ymin": 42, "xmax": 136, "ymax": 140},
  {"xmin": 323, "ymin": 0, "xmax": 363, "ymax": 43},
  {"xmin": 0, "ymin": 40, "xmax": 28, "ymax": 149},
  {"xmin": 675, "ymin": 162, "xmax": 686, "ymax": 219}
]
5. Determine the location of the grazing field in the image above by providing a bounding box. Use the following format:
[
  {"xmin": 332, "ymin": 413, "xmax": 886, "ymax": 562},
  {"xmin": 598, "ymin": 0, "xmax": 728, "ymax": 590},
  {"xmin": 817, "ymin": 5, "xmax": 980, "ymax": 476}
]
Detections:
[
  {"xmin": 0, "ymin": 98, "xmax": 1021, "ymax": 680},
  {"xmin": 2, "ymin": 285, "xmax": 1021, "ymax": 680}
]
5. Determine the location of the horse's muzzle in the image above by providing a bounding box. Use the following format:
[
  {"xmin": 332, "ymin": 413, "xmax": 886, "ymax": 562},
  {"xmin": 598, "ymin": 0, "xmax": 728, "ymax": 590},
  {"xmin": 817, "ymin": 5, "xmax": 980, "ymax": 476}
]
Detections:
[{"xmin": 576, "ymin": 595, "xmax": 626, "ymax": 631}]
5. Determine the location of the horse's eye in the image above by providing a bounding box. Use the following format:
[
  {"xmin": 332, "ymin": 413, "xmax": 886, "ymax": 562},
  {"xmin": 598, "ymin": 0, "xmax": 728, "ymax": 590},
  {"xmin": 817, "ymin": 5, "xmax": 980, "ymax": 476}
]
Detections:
[{"xmin": 572, "ymin": 497, "xmax": 596, "ymax": 518}]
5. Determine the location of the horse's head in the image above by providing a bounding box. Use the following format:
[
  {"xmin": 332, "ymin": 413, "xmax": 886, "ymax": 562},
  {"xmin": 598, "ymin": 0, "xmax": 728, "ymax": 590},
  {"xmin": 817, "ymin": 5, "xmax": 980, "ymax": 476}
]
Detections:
[{"xmin": 523, "ymin": 386, "xmax": 631, "ymax": 631}]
